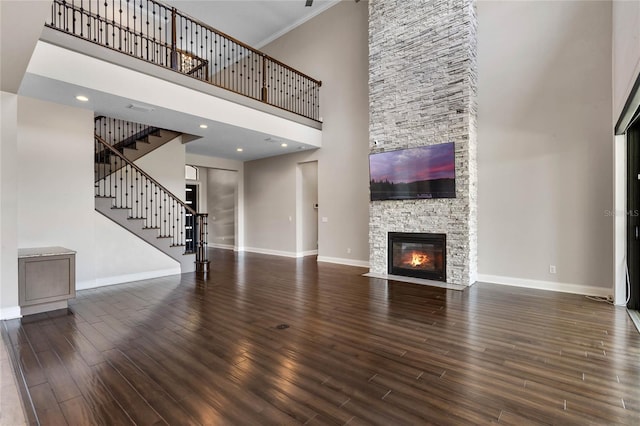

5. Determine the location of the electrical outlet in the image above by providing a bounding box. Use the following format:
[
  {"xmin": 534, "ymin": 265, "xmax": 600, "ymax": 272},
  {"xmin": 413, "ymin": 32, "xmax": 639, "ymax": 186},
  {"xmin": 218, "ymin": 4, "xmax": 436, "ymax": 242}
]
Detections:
[
  {"xmin": 549, "ymin": 265, "xmax": 556, "ymax": 274},
  {"xmin": 347, "ymin": 248, "xmax": 352, "ymax": 254}
]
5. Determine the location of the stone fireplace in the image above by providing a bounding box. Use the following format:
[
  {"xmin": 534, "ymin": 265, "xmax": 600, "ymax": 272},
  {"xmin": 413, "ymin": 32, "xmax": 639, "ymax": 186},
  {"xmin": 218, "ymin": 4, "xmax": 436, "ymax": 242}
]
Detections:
[{"xmin": 368, "ymin": 0, "xmax": 478, "ymax": 287}]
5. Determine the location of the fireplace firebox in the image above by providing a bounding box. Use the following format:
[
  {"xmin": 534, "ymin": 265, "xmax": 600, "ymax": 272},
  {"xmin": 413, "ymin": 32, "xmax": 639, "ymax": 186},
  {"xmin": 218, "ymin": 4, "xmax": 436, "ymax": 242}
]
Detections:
[{"xmin": 388, "ymin": 232, "xmax": 446, "ymax": 281}]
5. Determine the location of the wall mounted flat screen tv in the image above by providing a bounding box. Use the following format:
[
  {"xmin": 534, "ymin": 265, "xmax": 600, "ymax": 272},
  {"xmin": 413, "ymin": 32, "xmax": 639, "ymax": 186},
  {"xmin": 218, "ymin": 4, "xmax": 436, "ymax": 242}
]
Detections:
[{"xmin": 369, "ymin": 142, "xmax": 456, "ymax": 201}]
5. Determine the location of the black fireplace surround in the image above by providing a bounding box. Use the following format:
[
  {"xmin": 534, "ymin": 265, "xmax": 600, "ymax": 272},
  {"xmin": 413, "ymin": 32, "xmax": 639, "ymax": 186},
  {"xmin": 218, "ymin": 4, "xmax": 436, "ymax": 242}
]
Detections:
[{"xmin": 388, "ymin": 232, "xmax": 446, "ymax": 281}]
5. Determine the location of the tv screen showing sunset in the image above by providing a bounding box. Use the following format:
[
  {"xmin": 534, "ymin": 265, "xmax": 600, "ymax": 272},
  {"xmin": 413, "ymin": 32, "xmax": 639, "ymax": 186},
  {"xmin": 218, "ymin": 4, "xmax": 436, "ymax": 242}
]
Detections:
[{"xmin": 369, "ymin": 142, "xmax": 456, "ymax": 201}]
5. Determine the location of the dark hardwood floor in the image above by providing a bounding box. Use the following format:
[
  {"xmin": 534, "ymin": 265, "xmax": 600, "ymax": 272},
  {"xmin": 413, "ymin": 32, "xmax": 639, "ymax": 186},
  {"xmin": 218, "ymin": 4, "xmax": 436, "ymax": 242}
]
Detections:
[{"xmin": 3, "ymin": 249, "xmax": 640, "ymax": 425}]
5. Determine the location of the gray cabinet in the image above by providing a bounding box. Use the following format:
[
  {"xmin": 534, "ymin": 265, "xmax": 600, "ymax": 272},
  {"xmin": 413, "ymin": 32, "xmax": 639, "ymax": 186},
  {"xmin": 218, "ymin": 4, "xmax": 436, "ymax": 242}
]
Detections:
[{"xmin": 18, "ymin": 247, "xmax": 76, "ymax": 316}]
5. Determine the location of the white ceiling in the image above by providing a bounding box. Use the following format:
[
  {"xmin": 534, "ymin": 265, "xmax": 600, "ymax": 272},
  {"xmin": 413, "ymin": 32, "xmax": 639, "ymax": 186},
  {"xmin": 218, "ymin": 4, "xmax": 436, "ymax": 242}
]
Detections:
[
  {"xmin": 18, "ymin": 0, "xmax": 339, "ymax": 162},
  {"xmin": 164, "ymin": 0, "xmax": 340, "ymax": 48}
]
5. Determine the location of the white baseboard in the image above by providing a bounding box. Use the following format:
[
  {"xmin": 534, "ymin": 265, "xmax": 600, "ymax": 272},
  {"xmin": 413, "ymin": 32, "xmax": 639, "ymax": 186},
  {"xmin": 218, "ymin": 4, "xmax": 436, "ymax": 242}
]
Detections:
[
  {"xmin": 79, "ymin": 267, "xmax": 182, "ymax": 290},
  {"xmin": 208, "ymin": 243, "xmax": 235, "ymax": 250},
  {"xmin": 317, "ymin": 256, "xmax": 370, "ymax": 268},
  {"xmin": 0, "ymin": 306, "xmax": 22, "ymax": 320},
  {"xmin": 240, "ymin": 246, "xmax": 299, "ymax": 258},
  {"xmin": 477, "ymin": 274, "xmax": 611, "ymax": 298},
  {"xmin": 300, "ymin": 250, "xmax": 318, "ymax": 257}
]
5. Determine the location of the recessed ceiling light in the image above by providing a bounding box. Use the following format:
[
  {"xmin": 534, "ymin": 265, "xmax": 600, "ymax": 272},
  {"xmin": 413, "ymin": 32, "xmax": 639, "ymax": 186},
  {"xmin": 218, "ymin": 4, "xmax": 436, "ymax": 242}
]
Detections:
[
  {"xmin": 199, "ymin": 124, "xmax": 208, "ymax": 129},
  {"xmin": 75, "ymin": 95, "xmax": 89, "ymax": 102},
  {"xmin": 281, "ymin": 143, "xmax": 288, "ymax": 148},
  {"xmin": 236, "ymin": 148, "xmax": 243, "ymax": 152}
]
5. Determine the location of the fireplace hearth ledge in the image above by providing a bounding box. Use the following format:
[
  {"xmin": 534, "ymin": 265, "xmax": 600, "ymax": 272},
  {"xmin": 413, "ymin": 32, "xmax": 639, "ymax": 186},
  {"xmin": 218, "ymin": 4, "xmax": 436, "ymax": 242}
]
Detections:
[{"xmin": 363, "ymin": 272, "xmax": 469, "ymax": 291}]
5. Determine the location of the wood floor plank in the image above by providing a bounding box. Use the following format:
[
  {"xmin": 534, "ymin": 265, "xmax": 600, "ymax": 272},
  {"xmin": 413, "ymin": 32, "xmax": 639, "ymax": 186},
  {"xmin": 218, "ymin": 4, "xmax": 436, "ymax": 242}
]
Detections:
[
  {"xmin": 92, "ymin": 361, "xmax": 166, "ymax": 425},
  {"xmin": 28, "ymin": 382, "xmax": 69, "ymax": 426},
  {"xmin": 103, "ymin": 348, "xmax": 202, "ymax": 425},
  {"xmin": 36, "ymin": 350, "xmax": 82, "ymax": 403},
  {"xmin": 3, "ymin": 249, "xmax": 639, "ymax": 425}
]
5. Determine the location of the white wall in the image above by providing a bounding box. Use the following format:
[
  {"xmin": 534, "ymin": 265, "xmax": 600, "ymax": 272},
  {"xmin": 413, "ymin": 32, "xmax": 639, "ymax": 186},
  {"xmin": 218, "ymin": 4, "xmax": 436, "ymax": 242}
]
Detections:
[
  {"xmin": 17, "ymin": 96, "xmax": 96, "ymax": 288},
  {"xmin": 135, "ymin": 136, "xmax": 186, "ymax": 203},
  {"xmin": 93, "ymin": 212, "xmax": 180, "ymax": 287},
  {"xmin": 93, "ymin": 136, "xmax": 185, "ymax": 288},
  {"xmin": 0, "ymin": 92, "xmax": 20, "ymax": 319},
  {"xmin": 26, "ymin": 41, "xmax": 322, "ymax": 151},
  {"xmin": 477, "ymin": 1, "xmax": 613, "ymax": 296},
  {"xmin": 16, "ymin": 96, "xmax": 186, "ymax": 294},
  {"xmin": 247, "ymin": 1, "xmax": 369, "ymax": 265}
]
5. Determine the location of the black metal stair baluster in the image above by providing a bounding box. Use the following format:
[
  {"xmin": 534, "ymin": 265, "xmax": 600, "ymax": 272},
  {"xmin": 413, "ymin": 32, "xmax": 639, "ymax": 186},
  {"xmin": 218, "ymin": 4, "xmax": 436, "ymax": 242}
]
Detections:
[
  {"xmin": 161, "ymin": 194, "xmax": 166, "ymax": 237},
  {"xmin": 134, "ymin": 170, "xmax": 139, "ymax": 218},
  {"xmin": 144, "ymin": 177, "xmax": 149, "ymax": 228},
  {"xmin": 169, "ymin": 198, "xmax": 174, "ymax": 243},
  {"xmin": 71, "ymin": 0, "xmax": 75, "ymax": 34},
  {"xmin": 80, "ymin": 0, "xmax": 85, "ymax": 38},
  {"xmin": 181, "ymin": 206, "xmax": 184, "ymax": 248},
  {"xmin": 126, "ymin": 165, "xmax": 131, "ymax": 211},
  {"xmin": 110, "ymin": 0, "xmax": 115, "ymax": 48},
  {"xmin": 153, "ymin": 184, "xmax": 158, "ymax": 230}
]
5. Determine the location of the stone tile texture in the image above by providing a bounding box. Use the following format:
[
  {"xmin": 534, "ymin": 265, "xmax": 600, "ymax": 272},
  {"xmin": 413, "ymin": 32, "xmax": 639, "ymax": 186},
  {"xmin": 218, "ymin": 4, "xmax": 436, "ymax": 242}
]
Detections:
[{"xmin": 368, "ymin": 0, "xmax": 478, "ymax": 286}]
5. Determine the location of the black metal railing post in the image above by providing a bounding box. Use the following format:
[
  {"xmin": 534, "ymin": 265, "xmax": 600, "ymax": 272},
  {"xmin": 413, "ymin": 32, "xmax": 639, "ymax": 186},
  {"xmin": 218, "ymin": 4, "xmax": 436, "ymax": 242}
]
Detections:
[
  {"xmin": 261, "ymin": 55, "xmax": 267, "ymax": 102},
  {"xmin": 195, "ymin": 213, "xmax": 210, "ymax": 273},
  {"xmin": 170, "ymin": 6, "xmax": 177, "ymax": 70}
]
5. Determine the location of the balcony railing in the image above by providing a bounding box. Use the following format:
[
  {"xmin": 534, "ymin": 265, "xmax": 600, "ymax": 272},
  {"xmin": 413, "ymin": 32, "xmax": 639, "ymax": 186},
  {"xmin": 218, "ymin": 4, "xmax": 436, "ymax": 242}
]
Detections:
[{"xmin": 47, "ymin": 0, "xmax": 322, "ymax": 121}]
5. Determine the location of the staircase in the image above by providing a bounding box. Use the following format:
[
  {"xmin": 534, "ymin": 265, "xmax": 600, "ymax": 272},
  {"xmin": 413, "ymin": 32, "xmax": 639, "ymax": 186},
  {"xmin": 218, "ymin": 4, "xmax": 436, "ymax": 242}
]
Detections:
[{"xmin": 94, "ymin": 117, "xmax": 208, "ymax": 273}]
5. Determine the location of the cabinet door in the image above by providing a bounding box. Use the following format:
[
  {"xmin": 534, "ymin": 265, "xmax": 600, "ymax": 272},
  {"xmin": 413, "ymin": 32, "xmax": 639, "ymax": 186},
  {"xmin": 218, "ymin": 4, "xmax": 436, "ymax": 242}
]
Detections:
[{"xmin": 19, "ymin": 254, "xmax": 76, "ymax": 306}]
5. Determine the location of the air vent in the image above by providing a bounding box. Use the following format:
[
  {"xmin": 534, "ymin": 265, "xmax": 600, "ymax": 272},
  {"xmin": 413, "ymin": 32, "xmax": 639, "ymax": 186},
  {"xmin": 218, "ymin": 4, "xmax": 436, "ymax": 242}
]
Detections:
[{"xmin": 127, "ymin": 103, "xmax": 155, "ymax": 112}]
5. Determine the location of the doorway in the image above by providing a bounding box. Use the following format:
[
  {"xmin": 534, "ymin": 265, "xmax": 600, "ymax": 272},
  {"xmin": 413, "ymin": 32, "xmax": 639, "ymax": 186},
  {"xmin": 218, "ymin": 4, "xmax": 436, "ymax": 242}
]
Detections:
[
  {"xmin": 207, "ymin": 168, "xmax": 238, "ymax": 249},
  {"xmin": 297, "ymin": 161, "xmax": 318, "ymax": 256},
  {"xmin": 185, "ymin": 183, "xmax": 198, "ymax": 253},
  {"xmin": 628, "ymin": 119, "xmax": 640, "ymax": 309}
]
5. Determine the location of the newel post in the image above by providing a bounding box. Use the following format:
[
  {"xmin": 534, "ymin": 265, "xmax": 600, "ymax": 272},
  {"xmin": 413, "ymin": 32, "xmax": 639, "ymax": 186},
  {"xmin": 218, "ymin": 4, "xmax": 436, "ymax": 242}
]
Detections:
[
  {"xmin": 261, "ymin": 56, "xmax": 268, "ymax": 102},
  {"xmin": 195, "ymin": 213, "xmax": 210, "ymax": 273},
  {"xmin": 170, "ymin": 7, "xmax": 178, "ymax": 70}
]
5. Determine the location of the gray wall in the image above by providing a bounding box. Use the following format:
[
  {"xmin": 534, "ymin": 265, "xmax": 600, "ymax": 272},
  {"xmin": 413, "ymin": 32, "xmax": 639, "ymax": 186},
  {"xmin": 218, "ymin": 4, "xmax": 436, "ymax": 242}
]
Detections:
[
  {"xmin": 207, "ymin": 168, "xmax": 237, "ymax": 247},
  {"xmin": 244, "ymin": 152, "xmax": 300, "ymax": 254},
  {"xmin": 477, "ymin": 1, "xmax": 613, "ymax": 291},
  {"xmin": 245, "ymin": 1, "xmax": 369, "ymax": 263},
  {"xmin": 613, "ymin": 0, "xmax": 640, "ymax": 120}
]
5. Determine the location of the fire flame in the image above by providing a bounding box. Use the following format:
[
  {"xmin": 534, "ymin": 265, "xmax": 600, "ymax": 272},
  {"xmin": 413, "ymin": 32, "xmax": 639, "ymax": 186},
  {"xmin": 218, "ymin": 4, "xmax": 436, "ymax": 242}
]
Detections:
[{"xmin": 409, "ymin": 251, "xmax": 430, "ymax": 267}]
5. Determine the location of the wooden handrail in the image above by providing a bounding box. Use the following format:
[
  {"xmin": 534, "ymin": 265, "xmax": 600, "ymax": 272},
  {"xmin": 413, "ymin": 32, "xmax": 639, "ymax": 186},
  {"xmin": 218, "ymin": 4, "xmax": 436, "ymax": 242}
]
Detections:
[
  {"xmin": 48, "ymin": 0, "xmax": 322, "ymax": 120},
  {"xmin": 160, "ymin": 1, "xmax": 322, "ymax": 86},
  {"xmin": 95, "ymin": 134, "xmax": 197, "ymax": 216}
]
